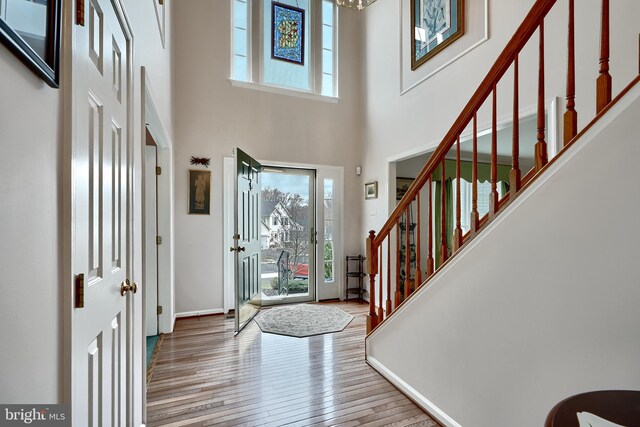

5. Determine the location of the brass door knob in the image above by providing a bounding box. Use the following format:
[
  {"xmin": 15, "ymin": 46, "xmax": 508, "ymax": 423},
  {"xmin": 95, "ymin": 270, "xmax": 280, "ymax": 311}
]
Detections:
[
  {"xmin": 131, "ymin": 282, "xmax": 138, "ymax": 294},
  {"xmin": 120, "ymin": 279, "xmax": 131, "ymax": 296},
  {"xmin": 230, "ymin": 246, "xmax": 246, "ymax": 252}
]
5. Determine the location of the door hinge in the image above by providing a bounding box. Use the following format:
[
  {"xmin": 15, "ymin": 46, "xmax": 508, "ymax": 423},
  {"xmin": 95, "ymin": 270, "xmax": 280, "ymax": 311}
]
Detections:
[
  {"xmin": 75, "ymin": 274, "xmax": 85, "ymax": 308},
  {"xmin": 156, "ymin": 166, "xmax": 162, "ymax": 176},
  {"xmin": 159, "ymin": 0, "xmax": 164, "ymax": 5},
  {"xmin": 156, "ymin": 236, "xmax": 162, "ymax": 245},
  {"xmin": 157, "ymin": 306, "xmax": 163, "ymax": 315},
  {"xmin": 76, "ymin": 0, "xmax": 85, "ymax": 26}
]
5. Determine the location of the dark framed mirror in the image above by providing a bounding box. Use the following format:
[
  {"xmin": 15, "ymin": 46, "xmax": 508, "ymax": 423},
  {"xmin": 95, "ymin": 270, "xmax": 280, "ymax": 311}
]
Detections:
[{"xmin": 0, "ymin": 0, "xmax": 61, "ymax": 88}]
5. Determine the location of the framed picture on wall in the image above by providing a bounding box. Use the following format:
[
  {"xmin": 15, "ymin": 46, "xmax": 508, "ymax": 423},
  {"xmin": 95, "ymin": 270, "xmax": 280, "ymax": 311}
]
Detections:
[
  {"xmin": 411, "ymin": 0, "xmax": 465, "ymax": 70},
  {"xmin": 188, "ymin": 170, "xmax": 211, "ymax": 215},
  {"xmin": 0, "ymin": 0, "xmax": 62, "ymax": 87},
  {"xmin": 396, "ymin": 177, "xmax": 414, "ymax": 200},
  {"xmin": 365, "ymin": 181, "xmax": 378, "ymax": 200}
]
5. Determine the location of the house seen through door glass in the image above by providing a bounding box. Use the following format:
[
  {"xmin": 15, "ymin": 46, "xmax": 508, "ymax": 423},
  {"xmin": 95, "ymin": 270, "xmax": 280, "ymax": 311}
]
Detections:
[{"xmin": 260, "ymin": 167, "xmax": 316, "ymax": 304}]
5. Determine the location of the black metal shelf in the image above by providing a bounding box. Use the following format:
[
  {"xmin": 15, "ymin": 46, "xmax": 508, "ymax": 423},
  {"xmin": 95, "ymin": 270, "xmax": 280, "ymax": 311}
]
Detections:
[{"xmin": 345, "ymin": 255, "xmax": 366, "ymax": 302}]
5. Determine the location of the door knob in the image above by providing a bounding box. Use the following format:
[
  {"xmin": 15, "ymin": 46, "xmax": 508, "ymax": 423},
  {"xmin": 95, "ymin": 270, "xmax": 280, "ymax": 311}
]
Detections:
[
  {"xmin": 120, "ymin": 279, "xmax": 131, "ymax": 296},
  {"xmin": 230, "ymin": 246, "xmax": 246, "ymax": 252},
  {"xmin": 121, "ymin": 280, "xmax": 138, "ymax": 296}
]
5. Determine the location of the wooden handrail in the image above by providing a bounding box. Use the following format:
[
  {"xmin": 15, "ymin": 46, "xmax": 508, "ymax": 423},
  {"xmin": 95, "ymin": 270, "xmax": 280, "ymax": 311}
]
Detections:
[
  {"xmin": 373, "ymin": 0, "xmax": 557, "ymax": 248},
  {"xmin": 366, "ymin": 0, "xmax": 636, "ymax": 334}
]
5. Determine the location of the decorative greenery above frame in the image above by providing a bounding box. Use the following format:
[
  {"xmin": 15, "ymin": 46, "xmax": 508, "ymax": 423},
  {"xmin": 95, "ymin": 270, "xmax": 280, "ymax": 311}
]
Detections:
[
  {"xmin": 271, "ymin": 2, "xmax": 305, "ymax": 65},
  {"xmin": 411, "ymin": 0, "xmax": 464, "ymax": 70},
  {"xmin": 0, "ymin": 0, "xmax": 62, "ymax": 87}
]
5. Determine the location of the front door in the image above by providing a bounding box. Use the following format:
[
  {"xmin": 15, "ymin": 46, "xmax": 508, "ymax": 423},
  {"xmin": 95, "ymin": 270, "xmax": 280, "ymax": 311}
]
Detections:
[
  {"xmin": 71, "ymin": 0, "xmax": 132, "ymax": 424},
  {"xmin": 260, "ymin": 167, "xmax": 316, "ymax": 305},
  {"xmin": 234, "ymin": 148, "xmax": 262, "ymax": 333}
]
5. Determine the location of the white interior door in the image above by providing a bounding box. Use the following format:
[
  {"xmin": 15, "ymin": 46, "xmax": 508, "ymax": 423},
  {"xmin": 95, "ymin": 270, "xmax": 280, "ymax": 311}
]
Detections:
[
  {"xmin": 145, "ymin": 145, "xmax": 158, "ymax": 336},
  {"xmin": 71, "ymin": 0, "xmax": 132, "ymax": 424}
]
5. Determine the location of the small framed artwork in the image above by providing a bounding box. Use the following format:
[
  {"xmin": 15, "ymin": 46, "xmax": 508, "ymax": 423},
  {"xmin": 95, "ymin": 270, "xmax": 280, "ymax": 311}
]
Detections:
[
  {"xmin": 411, "ymin": 0, "xmax": 465, "ymax": 70},
  {"xmin": 0, "ymin": 0, "xmax": 62, "ymax": 87},
  {"xmin": 189, "ymin": 170, "xmax": 211, "ymax": 215},
  {"xmin": 365, "ymin": 182, "xmax": 378, "ymax": 200},
  {"xmin": 396, "ymin": 177, "xmax": 414, "ymax": 200},
  {"xmin": 272, "ymin": 1, "xmax": 305, "ymax": 65}
]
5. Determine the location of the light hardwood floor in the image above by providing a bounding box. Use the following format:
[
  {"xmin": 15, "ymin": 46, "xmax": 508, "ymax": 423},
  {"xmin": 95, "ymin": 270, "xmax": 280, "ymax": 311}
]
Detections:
[{"xmin": 147, "ymin": 301, "xmax": 438, "ymax": 426}]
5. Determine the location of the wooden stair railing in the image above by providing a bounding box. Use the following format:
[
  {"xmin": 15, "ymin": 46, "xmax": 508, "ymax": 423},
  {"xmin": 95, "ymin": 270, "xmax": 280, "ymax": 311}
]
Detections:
[{"xmin": 365, "ymin": 0, "xmax": 640, "ymax": 334}]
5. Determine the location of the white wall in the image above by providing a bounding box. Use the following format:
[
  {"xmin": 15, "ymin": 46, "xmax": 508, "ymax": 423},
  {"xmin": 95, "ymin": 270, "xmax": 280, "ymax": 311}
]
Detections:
[
  {"xmin": 0, "ymin": 49, "xmax": 61, "ymax": 403},
  {"xmin": 0, "ymin": 0, "xmax": 174, "ymax": 405},
  {"xmin": 366, "ymin": 85, "xmax": 640, "ymax": 427},
  {"xmin": 361, "ymin": 0, "xmax": 640, "ymax": 249},
  {"xmin": 172, "ymin": 1, "xmax": 365, "ymax": 314}
]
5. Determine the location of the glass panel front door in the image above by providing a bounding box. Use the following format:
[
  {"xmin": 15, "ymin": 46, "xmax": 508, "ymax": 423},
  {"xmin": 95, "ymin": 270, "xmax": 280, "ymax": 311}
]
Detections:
[{"xmin": 260, "ymin": 167, "xmax": 316, "ymax": 304}]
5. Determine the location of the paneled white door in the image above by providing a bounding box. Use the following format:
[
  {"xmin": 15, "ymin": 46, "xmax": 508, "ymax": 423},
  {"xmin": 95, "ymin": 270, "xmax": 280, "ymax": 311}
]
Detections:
[{"xmin": 71, "ymin": 0, "xmax": 132, "ymax": 424}]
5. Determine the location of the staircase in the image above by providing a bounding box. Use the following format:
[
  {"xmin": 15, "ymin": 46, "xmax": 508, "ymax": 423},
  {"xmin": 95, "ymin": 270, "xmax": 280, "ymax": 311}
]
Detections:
[{"xmin": 364, "ymin": 0, "xmax": 640, "ymax": 425}]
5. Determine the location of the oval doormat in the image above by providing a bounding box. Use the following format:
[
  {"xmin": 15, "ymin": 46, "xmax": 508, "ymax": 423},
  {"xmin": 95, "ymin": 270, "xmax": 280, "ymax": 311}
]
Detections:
[{"xmin": 254, "ymin": 304, "xmax": 354, "ymax": 338}]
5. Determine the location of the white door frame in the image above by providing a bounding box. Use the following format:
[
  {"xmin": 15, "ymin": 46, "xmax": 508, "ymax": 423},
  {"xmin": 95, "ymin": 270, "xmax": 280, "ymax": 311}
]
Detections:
[
  {"xmin": 141, "ymin": 67, "xmax": 175, "ymax": 425},
  {"xmin": 144, "ymin": 144, "xmax": 159, "ymax": 337},
  {"xmin": 316, "ymin": 167, "xmax": 344, "ymax": 301},
  {"xmin": 142, "ymin": 67, "xmax": 175, "ymax": 335}
]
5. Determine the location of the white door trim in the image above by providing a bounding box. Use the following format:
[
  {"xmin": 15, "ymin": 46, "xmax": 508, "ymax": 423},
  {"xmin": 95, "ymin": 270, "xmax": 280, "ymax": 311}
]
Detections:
[{"xmin": 142, "ymin": 67, "xmax": 175, "ymax": 335}]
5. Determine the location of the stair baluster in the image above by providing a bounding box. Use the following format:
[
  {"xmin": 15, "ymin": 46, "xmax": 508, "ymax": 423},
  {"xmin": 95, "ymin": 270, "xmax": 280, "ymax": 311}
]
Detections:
[
  {"xmin": 427, "ymin": 176, "xmax": 435, "ymax": 277},
  {"xmin": 471, "ymin": 114, "xmax": 480, "ymax": 234},
  {"xmin": 415, "ymin": 192, "xmax": 423, "ymax": 286},
  {"xmin": 597, "ymin": 0, "xmax": 612, "ymax": 113},
  {"xmin": 564, "ymin": 0, "xmax": 578, "ymax": 145},
  {"xmin": 535, "ymin": 19, "xmax": 548, "ymax": 172},
  {"xmin": 490, "ymin": 86, "xmax": 499, "ymax": 217},
  {"xmin": 386, "ymin": 238, "xmax": 392, "ymax": 315},
  {"xmin": 440, "ymin": 160, "xmax": 448, "ymax": 264},
  {"xmin": 395, "ymin": 221, "xmax": 401, "ymax": 308},
  {"xmin": 378, "ymin": 245, "xmax": 384, "ymax": 321},
  {"xmin": 511, "ymin": 56, "xmax": 521, "ymax": 198},
  {"xmin": 404, "ymin": 204, "xmax": 412, "ymax": 299},
  {"xmin": 453, "ymin": 137, "xmax": 463, "ymax": 252}
]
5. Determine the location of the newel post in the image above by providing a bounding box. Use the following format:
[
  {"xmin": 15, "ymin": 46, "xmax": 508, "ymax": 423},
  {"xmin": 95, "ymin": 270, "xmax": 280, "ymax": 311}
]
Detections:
[{"xmin": 366, "ymin": 230, "xmax": 379, "ymax": 333}]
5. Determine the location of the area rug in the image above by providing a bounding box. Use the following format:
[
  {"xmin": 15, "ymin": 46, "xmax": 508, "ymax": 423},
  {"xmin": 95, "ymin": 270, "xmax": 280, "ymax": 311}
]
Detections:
[
  {"xmin": 253, "ymin": 304, "xmax": 354, "ymax": 338},
  {"xmin": 146, "ymin": 334, "xmax": 164, "ymax": 387}
]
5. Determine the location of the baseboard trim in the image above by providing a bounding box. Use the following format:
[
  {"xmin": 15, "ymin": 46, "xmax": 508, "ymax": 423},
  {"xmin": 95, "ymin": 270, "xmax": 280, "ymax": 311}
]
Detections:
[
  {"xmin": 366, "ymin": 355, "xmax": 463, "ymax": 427},
  {"xmin": 175, "ymin": 308, "xmax": 224, "ymax": 318}
]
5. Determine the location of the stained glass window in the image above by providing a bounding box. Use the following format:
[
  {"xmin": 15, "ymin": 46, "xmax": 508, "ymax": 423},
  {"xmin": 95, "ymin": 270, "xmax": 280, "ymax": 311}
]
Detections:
[
  {"xmin": 271, "ymin": 2, "xmax": 305, "ymax": 65},
  {"xmin": 231, "ymin": 0, "xmax": 336, "ymax": 97}
]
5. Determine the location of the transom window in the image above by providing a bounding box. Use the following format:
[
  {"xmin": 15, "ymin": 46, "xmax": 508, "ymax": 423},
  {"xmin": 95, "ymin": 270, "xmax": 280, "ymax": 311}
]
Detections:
[{"xmin": 232, "ymin": 0, "xmax": 337, "ymax": 98}]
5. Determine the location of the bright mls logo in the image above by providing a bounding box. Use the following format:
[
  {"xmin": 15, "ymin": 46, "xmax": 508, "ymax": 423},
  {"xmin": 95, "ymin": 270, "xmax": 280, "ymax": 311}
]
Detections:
[{"xmin": 1, "ymin": 405, "xmax": 69, "ymax": 426}]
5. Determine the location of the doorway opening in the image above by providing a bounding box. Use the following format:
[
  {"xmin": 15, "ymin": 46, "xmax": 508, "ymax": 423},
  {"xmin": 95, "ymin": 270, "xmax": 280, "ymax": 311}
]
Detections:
[
  {"xmin": 260, "ymin": 166, "xmax": 316, "ymax": 305},
  {"xmin": 223, "ymin": 158, "xmax": 344, "ymax": 316}
]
